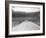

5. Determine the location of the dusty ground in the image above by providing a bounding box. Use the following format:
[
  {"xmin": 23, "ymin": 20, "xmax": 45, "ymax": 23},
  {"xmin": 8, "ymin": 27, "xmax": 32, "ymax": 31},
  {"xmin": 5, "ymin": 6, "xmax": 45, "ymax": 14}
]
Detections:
[{"xmin": 12, "ymin": 20, "xmax": 40, "ymax": 31}]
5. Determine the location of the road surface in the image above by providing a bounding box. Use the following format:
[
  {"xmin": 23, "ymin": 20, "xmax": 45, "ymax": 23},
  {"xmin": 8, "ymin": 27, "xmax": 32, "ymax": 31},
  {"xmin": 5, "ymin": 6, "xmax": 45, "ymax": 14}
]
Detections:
[{"xmin": 13, "ymin": 20, "xmax": 40, "ymax": 31}]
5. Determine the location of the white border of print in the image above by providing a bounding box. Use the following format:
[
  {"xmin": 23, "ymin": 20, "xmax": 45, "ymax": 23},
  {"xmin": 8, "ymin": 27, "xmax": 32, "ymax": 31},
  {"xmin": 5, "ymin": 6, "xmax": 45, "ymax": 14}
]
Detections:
[{"xmin": 9, "ymin": 4, "xmax": 43, "ymax": 35}]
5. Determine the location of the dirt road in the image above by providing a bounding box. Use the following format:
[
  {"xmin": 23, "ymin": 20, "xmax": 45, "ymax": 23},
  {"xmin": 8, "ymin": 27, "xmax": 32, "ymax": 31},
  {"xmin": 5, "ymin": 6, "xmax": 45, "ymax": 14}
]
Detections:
[{"xmin": 13, "ymin": 20, "xmax": 40, "ymax": 31}]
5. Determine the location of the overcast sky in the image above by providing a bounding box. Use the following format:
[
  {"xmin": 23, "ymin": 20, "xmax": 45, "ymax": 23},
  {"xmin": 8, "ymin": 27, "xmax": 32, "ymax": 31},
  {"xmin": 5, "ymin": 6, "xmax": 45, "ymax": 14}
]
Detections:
[{"xmin": 12, "ymin": 4, "xmax": 40, "ymax": 13}]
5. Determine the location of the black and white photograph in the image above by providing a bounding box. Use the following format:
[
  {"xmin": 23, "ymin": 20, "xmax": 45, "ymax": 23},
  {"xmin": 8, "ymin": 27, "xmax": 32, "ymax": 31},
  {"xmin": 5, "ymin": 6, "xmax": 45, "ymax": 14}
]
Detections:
[
  {"xmin": 5, "ymin": 1, "xmax": 45, "ymax": 37},
  {"xmin": 12, "ymin": 5, "xmax": 40, "ymax": 31},
  {"xmin": 9, "ymin": 3, "xmax": 43, "ymax": 35}
]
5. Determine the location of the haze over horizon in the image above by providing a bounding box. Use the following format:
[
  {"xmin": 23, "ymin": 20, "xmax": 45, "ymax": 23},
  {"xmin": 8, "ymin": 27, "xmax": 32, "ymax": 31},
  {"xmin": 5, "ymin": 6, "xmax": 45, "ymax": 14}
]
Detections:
[{"xmin": 12, "ymin": 7, "xmax": 40, "ymax": 13}]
